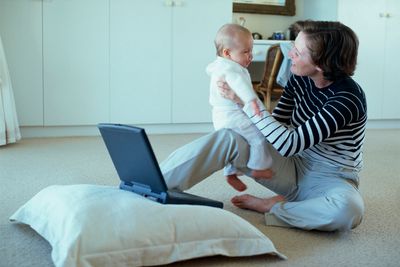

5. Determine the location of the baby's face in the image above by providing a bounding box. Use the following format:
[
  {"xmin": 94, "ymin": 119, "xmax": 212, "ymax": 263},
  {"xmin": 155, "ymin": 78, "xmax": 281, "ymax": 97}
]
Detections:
[{"xmin": 228, "ymin": 33, "xmax": 253, "ymax": 68}]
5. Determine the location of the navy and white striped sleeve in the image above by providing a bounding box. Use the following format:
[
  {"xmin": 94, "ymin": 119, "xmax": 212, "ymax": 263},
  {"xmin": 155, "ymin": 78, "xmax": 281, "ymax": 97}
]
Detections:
[{"xmin": 243, "ymin": 90, "xmax": 364, "ymax": 157}]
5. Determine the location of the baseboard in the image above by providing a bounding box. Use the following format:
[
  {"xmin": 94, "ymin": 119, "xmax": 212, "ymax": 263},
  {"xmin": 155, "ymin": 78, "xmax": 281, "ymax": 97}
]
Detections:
[
  {"xmin": 19, "ymin": 119, "xmax": 400, "ymax": 138},
  {"xmin": 20, "ymin": 123, "xmax": 215, "ymax": 138},
  {"xmin": 366, "ymin": 119, "xmax": 400, "ymax": 129}
]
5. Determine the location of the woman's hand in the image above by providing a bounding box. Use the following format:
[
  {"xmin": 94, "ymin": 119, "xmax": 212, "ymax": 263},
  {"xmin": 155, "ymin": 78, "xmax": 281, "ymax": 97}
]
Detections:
[
  {"xmin": 217, "ymin": 79, "xmax": 262, "ymax": 116},
  {"xmin": 217, "ymin": 79, "xmax": 243, "ymax": 105}
]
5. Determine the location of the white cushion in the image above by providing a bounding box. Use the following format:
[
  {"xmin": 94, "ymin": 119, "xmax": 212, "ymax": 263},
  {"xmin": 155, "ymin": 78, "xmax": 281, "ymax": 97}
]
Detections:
[{"xmin": 10, "ymin": 184, "xmax": 286, "ymax": 267}]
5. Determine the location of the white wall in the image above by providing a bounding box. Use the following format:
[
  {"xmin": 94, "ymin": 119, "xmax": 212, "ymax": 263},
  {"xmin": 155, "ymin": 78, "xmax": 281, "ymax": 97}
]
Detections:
[
  {"xmin": 231, "ymin": 0, "xmax": 339, "ymax": 40},
  {"xmin": 232, "ymin": 0, "xmax": 305, "ymax": 40},
  {"xmin": 302, "ymin": 0, "xmax": 337, "ymax": 20}
]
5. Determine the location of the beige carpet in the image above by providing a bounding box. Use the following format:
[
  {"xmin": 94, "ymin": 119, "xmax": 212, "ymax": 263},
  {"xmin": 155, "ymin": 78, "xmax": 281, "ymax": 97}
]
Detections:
[{"xmin": 1, "ymin": 129, "xmax": 399, "ymax": 267}]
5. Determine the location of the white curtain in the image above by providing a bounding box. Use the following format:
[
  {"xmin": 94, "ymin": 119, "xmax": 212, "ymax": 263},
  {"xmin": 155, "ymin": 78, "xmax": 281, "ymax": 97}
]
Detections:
[{"xmin": 0, "ymin": 34, "xmax": 21, "ymax": 146}]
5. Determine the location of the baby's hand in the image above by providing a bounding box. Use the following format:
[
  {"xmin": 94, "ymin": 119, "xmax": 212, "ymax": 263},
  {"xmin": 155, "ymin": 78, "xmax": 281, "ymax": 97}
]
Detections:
[{"xmin": 250, "ymin": 99, "xmax": 261, "ymax": 117}]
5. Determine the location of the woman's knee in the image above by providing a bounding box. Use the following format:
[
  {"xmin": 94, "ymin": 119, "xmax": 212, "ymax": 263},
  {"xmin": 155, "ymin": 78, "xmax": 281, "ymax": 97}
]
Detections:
[{"xmin": 324, "ymin": 193, "xmax": 365, "ymax": 231}]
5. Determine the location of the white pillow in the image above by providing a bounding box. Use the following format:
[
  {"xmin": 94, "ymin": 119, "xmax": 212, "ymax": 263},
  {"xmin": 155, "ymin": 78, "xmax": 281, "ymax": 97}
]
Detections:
[{"xmin": 10, "ymin": 184, "xmax": 286, "ymax": 267}]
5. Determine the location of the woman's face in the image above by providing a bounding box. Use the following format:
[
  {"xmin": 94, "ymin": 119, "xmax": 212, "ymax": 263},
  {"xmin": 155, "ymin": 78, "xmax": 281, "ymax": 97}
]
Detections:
[{"xmin": 288, "ymin": 31, "xmax": 319, "ymax": 77}]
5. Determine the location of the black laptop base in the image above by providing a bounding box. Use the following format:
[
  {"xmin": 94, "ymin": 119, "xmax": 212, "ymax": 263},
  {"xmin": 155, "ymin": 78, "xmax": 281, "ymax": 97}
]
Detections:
[{"xmin": 120, "ymin": 181, "xmax": 223, "ymax": 208}]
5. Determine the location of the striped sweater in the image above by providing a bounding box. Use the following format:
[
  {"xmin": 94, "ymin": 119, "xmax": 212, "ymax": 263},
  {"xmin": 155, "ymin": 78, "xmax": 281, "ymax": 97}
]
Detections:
[{"xmin": 244, "ymin": 75, "xmax": 367, "ymax": 171}]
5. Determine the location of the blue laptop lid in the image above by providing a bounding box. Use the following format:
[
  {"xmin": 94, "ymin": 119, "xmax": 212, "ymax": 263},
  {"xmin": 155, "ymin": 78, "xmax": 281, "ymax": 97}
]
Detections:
[{"xmin": 98, "ymin": 123, "xmax": 168, "ymax": 194}]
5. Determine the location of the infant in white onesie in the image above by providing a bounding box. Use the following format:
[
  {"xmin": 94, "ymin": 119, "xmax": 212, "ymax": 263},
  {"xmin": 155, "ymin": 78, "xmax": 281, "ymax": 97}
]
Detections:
[{"xmin": 206, "ymin": 24, "xmax": 273, "ymax": 190}]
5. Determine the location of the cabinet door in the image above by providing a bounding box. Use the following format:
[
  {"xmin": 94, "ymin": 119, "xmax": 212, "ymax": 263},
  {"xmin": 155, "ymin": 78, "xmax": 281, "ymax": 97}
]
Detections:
[
  {"xmin": 0, "ymin": 0, "xmax": 43, "ymax": 126},
  {"xmin": 172, "ymin": 0, "xmax": 232, "ymax": 123},
  {"xmin": 43, "ymin": 0, "xmax": 109, "ymax": 125},
  {"xmin": 110, "ymin": 0, "xmax": 172, "ymax": 124},
  {"xmin": 381, "ymin": 0, "xmax": 400, "ymax": 119},
  {"xmin": 338, "ymin": 0, "xmax": 386, "ymax": 119}
]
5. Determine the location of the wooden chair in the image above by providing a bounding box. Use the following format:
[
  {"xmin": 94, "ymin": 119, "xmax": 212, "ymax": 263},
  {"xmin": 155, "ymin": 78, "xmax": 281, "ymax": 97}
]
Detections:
[{"xmin": 254, "ymin": 44, "xmax": 284, "ymax": 112}]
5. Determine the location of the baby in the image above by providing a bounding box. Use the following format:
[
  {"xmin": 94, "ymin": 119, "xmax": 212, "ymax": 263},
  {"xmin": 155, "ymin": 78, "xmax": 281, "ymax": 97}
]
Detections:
[{"xmin": 206, "ymin": 23, "xmax": 273, "ymax": 191}]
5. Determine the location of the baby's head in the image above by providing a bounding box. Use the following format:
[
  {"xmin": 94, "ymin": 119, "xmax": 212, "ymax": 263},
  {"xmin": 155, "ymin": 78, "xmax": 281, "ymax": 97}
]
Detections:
[{"xmin": 214, "ymin": 23, "xmax": 253, "ymax": 68}]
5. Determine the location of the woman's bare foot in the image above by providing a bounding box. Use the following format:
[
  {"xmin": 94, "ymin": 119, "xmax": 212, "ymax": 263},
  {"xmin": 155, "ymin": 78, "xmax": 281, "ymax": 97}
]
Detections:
[
  {"xmin": 226, "ymin": 174, "xmax": 247, "ymax": 191},
  {"xmin": 231, "ymin": 194, "xmax": 285, "ymax": 213},
  {"xmin": 251, "ymin": 168, "xmax": 274, "ymax": 179}
]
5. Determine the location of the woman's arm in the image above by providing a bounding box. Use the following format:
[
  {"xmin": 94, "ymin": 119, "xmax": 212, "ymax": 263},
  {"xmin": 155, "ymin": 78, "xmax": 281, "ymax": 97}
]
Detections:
[{"xmin": 244, "ymin": 90, "xmax": 364, "ymax": 157}]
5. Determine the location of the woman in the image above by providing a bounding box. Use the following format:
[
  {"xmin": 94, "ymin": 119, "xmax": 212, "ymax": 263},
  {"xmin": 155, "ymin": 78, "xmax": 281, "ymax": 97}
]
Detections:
[{"xmin": 160, "ymin": 20, "xmax": 367, "ymax": 231}]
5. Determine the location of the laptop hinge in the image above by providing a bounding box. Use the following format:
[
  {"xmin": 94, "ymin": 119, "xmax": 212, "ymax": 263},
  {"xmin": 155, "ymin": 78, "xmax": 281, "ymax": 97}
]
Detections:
[{"xmin": 119, "ymin": 181, "xmax": 167, "ymax": 203}]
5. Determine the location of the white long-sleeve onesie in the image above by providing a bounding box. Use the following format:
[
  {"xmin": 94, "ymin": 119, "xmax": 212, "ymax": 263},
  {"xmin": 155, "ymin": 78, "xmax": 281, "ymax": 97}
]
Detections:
[{"xmin": 206, "ymin": 57, "xmax": 272, "ymax": 174}]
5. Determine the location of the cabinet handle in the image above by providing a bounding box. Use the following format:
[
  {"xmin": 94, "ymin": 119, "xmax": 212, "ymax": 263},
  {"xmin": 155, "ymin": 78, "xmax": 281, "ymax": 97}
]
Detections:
[
  {"xmin": 164, "ymin": 0, "xmax": 185, "ymax": 7},
  {"xmin": 174, "ymin": 0, "xmax": 184, "ymax": 7},
  {"xmin": 379, "ymin": 12, "xmax": 391, "ymax": 18},
  {"xmin": 165, "ymin": 0, "xmax": 173, "ymax": 6}
]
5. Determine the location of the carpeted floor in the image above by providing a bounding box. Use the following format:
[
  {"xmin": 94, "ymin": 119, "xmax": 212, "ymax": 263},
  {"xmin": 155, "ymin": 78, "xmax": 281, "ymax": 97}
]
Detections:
[{"xmin": 1, "ymin": 129, "xmax": 399, "ymax": 267}]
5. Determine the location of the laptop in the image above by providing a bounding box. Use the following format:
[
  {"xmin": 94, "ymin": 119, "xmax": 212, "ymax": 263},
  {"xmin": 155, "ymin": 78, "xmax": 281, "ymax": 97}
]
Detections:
[{"xmin": 98, "ymin": 123, "xmax": 223, "ymax": 208}]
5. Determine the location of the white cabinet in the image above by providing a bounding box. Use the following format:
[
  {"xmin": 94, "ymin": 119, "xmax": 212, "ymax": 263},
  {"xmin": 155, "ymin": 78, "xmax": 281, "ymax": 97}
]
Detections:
[
  {"xmin": 110, "ymin": 0, "xmax": 232, "ymax": 124},
  {"xmin": 43, "ymin": 0, "xmax": 109, "ymax": 125},
  {"xmin": 110, "ymin": 0, "xmax": 172, "ymax": 124},
  {"xmin": 1, "ymin": 0, "xmax": 232, "ymax": 127},
  {"xmin": 381, "ymin": 0, "xmax": 400, "ymax": 119},
  {"xmin": 338, "ymin": 0, "xmax": 400, "ymax": 119},
  {"xmin": 0, "ymin": 0, "xmax": 43, "ymax": 126},
  {"xmin": 171, "ymin": 0, "xmax": 232, "ymax": 123}
]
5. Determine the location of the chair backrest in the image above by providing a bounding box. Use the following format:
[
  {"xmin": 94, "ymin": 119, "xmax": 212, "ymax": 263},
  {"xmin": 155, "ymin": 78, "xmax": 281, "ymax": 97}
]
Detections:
[
  {"xmin": 255, "ymin": 44, "xmax": 284, "ymax": 112},
  {"xmin": 259, "ymin": 44, "xmax": 283, "ymax": 90}
]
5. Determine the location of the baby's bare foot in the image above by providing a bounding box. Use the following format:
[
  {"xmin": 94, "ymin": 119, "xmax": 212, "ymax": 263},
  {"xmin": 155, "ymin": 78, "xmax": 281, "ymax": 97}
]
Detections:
[
  {"xmin": 226, "ymin": 174, "xmax": 247, "ymax": 192},
  {"xmin": 231, "ymin": 194, "xmax": 285, "ymax": 213},
  {"xmin": 251, "ymin": 168, "xmax": 274, "ymax": 179}
]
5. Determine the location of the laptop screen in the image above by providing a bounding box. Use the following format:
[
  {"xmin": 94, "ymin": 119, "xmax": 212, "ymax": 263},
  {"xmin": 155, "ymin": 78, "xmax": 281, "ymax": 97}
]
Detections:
[{"xmin": 98, "ymin": 123, "xmax": 168, "ymax": 194}]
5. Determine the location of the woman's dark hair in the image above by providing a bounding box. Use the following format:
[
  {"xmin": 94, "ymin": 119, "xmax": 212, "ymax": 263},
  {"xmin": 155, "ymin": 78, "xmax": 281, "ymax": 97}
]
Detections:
[
  {"xmin": 288, "ymin": 20, "xmax": 305, "ymax": 40},
  {"xmin": 292, "ymin": 20, "xmax": 359, "ymax": 81}
]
